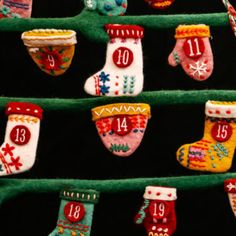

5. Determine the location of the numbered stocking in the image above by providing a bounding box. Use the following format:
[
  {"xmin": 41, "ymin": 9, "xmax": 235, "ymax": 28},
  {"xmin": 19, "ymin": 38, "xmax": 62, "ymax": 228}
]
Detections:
[
  {"xmin": 0, "ymin": 102, "xmax": 43, "ymax": 176},
  {"xmin": 84, "ymin": 24, "xmax": 144, "ymax": 96},
  {"xmin": 168, "ymin": 24, "xmax": 213, "ymax": 81},
  {"xmin": 135, "ymin": 186, "xmax": 177, "ymax": 236},
  {"xmin": 84, "ymin": 0, "xmax": 127, "ymax": 16},
  {"xmin": 92, "ymin": 103, "xmax": 151, "ymax": 157},
  {"xmin": 224, "ymin": 178, "xmax": 236, "ymax": 217},
  {"xmin": 21, "ymin": 29, "xmax": 77, "ymax": 76},
  {"xmin": 0, "ymin": 0, "xmax": 33, "ymax": 18},
  {"xmin": 144, "ymin": 0, "xmax": 175, "ymax": 9},
  {"xmin": 49, "ymin": 189, "xmax": 99, "ymax": 236},
  {"xmin": 177, "ymin": 101, "xmax": 236, "ymax": 172}
]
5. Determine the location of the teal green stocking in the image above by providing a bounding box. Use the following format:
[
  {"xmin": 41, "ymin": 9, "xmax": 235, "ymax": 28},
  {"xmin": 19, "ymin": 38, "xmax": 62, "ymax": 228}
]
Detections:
[{"xmin": 49, "ymin": 189, "xmax": 99, "ymax": 236}]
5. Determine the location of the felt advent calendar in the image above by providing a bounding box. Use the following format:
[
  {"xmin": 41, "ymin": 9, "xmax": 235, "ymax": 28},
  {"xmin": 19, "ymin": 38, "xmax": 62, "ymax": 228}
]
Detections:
[{"xmin": 0, "ymin": 0, "xmax": 236, "ymax": 235}]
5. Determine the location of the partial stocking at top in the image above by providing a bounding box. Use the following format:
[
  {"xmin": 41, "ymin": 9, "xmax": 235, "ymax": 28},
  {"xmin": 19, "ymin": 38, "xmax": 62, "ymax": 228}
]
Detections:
[
  {"xmin": 0, "ymin": 0, "xmax": 33, "ymax": 18},
  {"xmin": 84, "ymin": 24, "xmax": 144, "ymax": 97},
  {"xmin": 168, "ymin": 24, "xmax": 214, "ymax": 81},
  {"xmin": 84, "ymin": 0, "xmax": 127, "ymax": 16},
  {"xmin": 144, "ymin": 0, "xmax": 175, "ymax": 9}
]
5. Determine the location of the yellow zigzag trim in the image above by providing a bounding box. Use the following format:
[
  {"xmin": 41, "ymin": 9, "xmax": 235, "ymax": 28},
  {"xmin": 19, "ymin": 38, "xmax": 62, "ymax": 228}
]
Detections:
[
  {"xmin": 154, "ymin": 1, "xmax": 172, "ymax": 7},
  {"xmin": 9, "ymin": 115, "xmax": 39, "ymax": 123},
  {"xmin": 92, "ymin": 103, "xmax": 151, "ymax": 121},
  {"xmin": 175, "ymin": 25, "xmax": 210, "ymax": 39}
]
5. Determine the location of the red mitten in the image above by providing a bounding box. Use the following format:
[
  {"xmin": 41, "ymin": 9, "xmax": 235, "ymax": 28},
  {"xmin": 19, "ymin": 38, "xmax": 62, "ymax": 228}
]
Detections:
[
  {"xmin": 144, "ymin": 0, "xmax": 175, "ymax": 9},
  {"xmin": 135, "ymin": 186, "xmax": 177, "ymax": 236},
  {"xmin": 168, "ymin": 24, "xmax": 214, "ymax": 81}
]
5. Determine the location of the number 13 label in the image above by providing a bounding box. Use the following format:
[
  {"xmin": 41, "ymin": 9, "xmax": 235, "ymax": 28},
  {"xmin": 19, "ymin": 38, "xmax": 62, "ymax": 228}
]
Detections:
[{"xmin": 10, "ymin": 125, "xmax": 31, "ymax": 145}]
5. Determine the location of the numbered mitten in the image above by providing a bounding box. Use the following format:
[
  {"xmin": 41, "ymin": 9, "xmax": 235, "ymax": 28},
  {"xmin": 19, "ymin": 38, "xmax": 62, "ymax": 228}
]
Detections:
[
  {"xmin": 224, "ymin": 178, "xmax": 236, "ymax": 217},
  {"xmin": 49, "ymin": 189, "xmax": 99, "ymax": 236},
  {"xmin": 21, "ymin": 29, "xmax": 77, "ymax": 76},
  {"xmin": 135, "ymin": 186, "xmax": 177, "ymax": 236},
  {"xmin": 0, "ymin": 102, "xmax": 43, "ymax": 176},
  {"xmin": 84, "ymin": 24, "xmax": 144, "ymax": 97},
  {"xmin": 84, "ymin": 0, "xmax": 127, "ymax": 16},
  {"xmin": 177, "ymin": 101, "xmax": 236, "ymax": 172},
  {"xmin": 92, "ymin": 103, "xmax": 151, "ymax": 157},
  {"xmin": 0, "ymin": 0, "xmax": 33, "ymax": 18},
  {"xmin": 144, "ymin": 0, "xmax": 175, "ymax": 9},
  {"xmin": 168, "ymin": 24, "xmax": 213, "ymax": 81}
]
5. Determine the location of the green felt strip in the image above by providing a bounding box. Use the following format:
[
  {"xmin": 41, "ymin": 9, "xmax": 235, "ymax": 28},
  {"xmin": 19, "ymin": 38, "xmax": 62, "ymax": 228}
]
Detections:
[
  {"xmin": 0, "ymin": 173, "xmax": 235, "ymax": 205},
  {"xmin": 1, "ymin": 90, "xmax": 236, "ymax": 112},
  {"xmin": 0, "ymin": 10, "xmax": 229, "ymax": 42}
]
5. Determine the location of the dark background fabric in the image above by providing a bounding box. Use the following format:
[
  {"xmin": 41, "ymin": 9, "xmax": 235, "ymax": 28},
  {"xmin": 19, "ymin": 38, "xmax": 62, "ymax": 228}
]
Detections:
[{"xmin": 0, "ymin": 0, "xmax": 236, "ymax": 235}]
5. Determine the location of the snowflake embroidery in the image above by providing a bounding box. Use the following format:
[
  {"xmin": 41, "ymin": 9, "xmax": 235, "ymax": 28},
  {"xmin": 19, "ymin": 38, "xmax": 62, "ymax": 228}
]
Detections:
[
  {"xmin": 99, "ymin": 72, "xmax": 110, "ymax": 83},
  {"xmin": 189, "ymin": 61, "xmax": 208, "ymax": 79}
]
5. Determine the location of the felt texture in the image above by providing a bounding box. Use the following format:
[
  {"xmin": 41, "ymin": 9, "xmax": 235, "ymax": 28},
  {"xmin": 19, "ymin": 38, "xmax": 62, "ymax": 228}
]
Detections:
[
  {"xmin": 168, "ymin": 24, "xmax": 214, "ymax": 81},
  {"xmin": 0, "ymin": 173, "xmax": 236, "ymax": 206},
  {"xmin": 135, "ymin": 186, "xmax": 177, "ymax": 236},
  {"xmin": 84, "ymin": 0, "xmax": 128, "ymax": 16},
  {"xmin": 49, "ymin": 189, "xmax": 99, "ymax": 236},
  {"xmin": 92, "ymin": 103, "xmax": 151, "ymax": 156},
  {"xmin": 0, "ymin": 10, "xmax": 230, "ymax": 43},
  {"xmin": 221, "ymin": 0, "xmax": 236, "ymax": 37},
  {"xmin": 224, "ymin": 178, "xmax": 236, "ymax": 217},
  {"xmin": 1, "ymin": 90, "xmax": 236, "ymax": 112},
  {"xmin": 0, "ymin": 102, "xmax": 42, "ymax": 176},
  {"xmin": 177, "ymin": 101, "xmax": 236, "ymax": 173},
  {"xmin": 84, "ymin": 24, "xmax": 144, "ymax": 97}
]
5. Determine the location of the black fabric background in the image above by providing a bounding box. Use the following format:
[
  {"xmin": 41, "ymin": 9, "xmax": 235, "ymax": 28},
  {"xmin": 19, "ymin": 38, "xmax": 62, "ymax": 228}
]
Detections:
[{"xmin": 0, "ymin": 0, "xmax": 236, "ymax": 235}]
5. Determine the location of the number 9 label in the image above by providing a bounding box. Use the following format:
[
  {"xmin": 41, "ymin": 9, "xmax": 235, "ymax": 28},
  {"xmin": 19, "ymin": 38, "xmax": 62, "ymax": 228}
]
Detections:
[{"xmin": 10, "ymin": 125, "xmax": 31, "ymax": 145}]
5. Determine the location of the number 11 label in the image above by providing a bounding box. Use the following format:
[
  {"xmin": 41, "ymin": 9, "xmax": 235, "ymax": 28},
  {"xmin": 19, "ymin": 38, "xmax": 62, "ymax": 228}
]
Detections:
[{"xmin": 183, "ymin": 37, "xmax": 205, "ymax": 59}]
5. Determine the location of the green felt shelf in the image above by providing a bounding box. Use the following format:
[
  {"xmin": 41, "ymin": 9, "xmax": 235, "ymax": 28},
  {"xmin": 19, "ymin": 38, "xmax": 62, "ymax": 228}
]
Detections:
[
  {"xmin": 0, "ymin": 90, "xmax": 236, "ymax": 112},
  {"xmin": 0, "ymin": 173, "xmax": 235, "ymax": 205},
  {"xmin": 0, "ymin": 10, "xmax": 229, "ymax": 42}
]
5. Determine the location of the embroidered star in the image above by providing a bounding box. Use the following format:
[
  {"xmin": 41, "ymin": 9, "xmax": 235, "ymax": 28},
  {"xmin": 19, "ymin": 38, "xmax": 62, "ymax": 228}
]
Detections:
[
  {"xmin": 2, "ymin": 143, "xmax": 15, "ymax": 157},
  {"xmin": 99, "ymin": 72, "xmax": 110, "ymax": 83},
  {"xmin": 100, "ymin": 84, "xmax": 110, "ymax": 95},
  {"xmin": 8, "ymin": 156, "xmax": 22, "ymax": 171}
]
